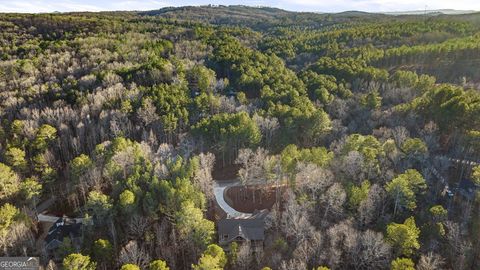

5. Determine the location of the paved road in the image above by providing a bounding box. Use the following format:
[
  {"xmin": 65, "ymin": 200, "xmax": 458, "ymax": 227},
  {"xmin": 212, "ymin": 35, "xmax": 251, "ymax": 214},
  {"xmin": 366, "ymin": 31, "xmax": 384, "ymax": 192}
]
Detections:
[{"xmin": 214, "ymin": 180, "xmax": 252, "ymax": 219}]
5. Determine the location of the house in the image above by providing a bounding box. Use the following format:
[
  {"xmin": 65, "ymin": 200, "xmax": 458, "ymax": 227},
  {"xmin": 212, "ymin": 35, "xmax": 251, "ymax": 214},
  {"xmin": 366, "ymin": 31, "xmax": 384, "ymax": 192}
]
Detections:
[
  {"xmin": 217, "ymin": 209, "xmax": 268, "ymax": 249},
  {"xmin": 45, "ymin": 217, "xmax": 82, "ymax": 251},
  {"xmin": 457, "ymin": 178, "xmax": 479, "ymax": 200}
]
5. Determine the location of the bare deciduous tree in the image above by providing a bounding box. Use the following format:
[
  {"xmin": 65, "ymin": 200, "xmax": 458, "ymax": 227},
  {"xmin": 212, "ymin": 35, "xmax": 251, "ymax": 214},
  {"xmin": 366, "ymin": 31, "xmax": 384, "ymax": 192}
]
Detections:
[
  {"xmin": 295, "ymin": 163, "xmax": 333, "ymax": 200},
  {"xmin": 445, "ymin": 221, "xmax": 472, "ymax": 270},
  {"xmin": 110, "ymin": 145, "xmax": 137, "ymax": 179},
  {"xmin": 393, "ymin": 126, "xmax": 409, "ymax": 147},
  {"xmin": 358, "ymin": 184, "xmax": 387, "ymax": 227},
  {"xmin": 236, "ymin": 148, "xmax": 270, "ymax": 203},
  {"xmin": 127, "ymin": 215, "xmax": 150, "ymax": 240},
  {"xmin": 292, "ymin": 230, "xmax": 323, "ymax": 266},
  {"xmin": 236, "ymin": 148, "xmax": 269, "ymax": 186},
  {"xmin": 280, "ymin": 191, "xmax": 316, "ymax": 245},
  {"xmin": 279, "ymin": 259, "xmax": 307, "ymax": 270},
  {"xmin": 326, "ymin": 220, "xmax": 390, "ymax": 270},
  {"xmin": 194, "ymin": 152, "xmax": 215, "ymax": 201},
  {"xmin": 0, "ymin": 221, "xmax": 35, "ymax": 257},
  {"xmin": 339, "ymin": 151, "xmax": 366, "ymax": 184},
  {"xmin": 137, "ymin": 98, "xmax": 160, "ymax": 127},
  {"xmin": 320, "ymin": 183, "xmax": 346, "ymax": 224},
  {"xmin": 352, "ymin": 230, "xmax": 391, "ymax": 270},
  {"xmin": 118, "ymin": 240, "xmax": 151, "ymax": 269},
  {"xmin": 235, "ymin": 242, "xmax": 253, "ymax": 270},
  {"xmin": 417, "ymin": 253, "xmax": 445, "ymax": 270},
  {"xmin": 253, "ymin": 114, "xmax": 279, "ymax": 148}
]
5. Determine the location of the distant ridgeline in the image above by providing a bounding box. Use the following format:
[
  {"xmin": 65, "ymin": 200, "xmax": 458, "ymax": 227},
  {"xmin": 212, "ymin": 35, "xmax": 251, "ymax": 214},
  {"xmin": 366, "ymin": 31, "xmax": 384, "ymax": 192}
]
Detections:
[
  {"xmin": 140, "ymin": 5, "xmax": 480, "ymax": 83},
  {"xmin": 1, "ymin": 5, "xmax": 480, "ymax": 270}
]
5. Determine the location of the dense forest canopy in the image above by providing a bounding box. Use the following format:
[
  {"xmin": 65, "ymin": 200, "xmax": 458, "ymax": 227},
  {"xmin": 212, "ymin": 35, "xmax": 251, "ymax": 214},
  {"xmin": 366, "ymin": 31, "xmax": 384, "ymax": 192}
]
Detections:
[{"xmin": 1, "ymin": 5, "xmax": 480, "ymax": 270}]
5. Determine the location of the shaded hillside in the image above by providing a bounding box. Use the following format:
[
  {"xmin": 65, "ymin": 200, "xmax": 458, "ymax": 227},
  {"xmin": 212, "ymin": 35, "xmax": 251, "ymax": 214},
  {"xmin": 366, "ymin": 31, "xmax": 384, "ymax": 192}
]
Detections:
[
  {"xmin": 139, "ymin": 5, "xmax": 388, "ymax": 30},
  {"xmin": 140, "ymin": 5, "xmax": 480, "ymax": 82}
]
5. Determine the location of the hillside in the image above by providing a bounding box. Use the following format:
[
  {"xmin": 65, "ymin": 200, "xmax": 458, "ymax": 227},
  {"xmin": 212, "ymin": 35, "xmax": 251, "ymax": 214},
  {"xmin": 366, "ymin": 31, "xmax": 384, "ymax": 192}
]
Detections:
[
  {"xmin": 1, "ymin": 5, "xmax": 480, "ymax": 270},
  {"xmin": 139, "ymin": 5, "xmax": 390, "ymax": 30}
]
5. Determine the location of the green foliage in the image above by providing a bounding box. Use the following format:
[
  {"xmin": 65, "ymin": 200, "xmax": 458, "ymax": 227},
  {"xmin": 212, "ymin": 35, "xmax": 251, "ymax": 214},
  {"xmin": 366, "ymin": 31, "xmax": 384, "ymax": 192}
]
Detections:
[
  {"xmin": 280, "ymin": 144, "xmax": 333, "ymax": 176},
  {"xmin": 272, "ymin": 237, "xmax": 289, "ymax": 253},
  {"xmin": 228, "ymin": 242, "xmax": 238, "ymax": 265},
  {"xmin": 268, "ymin": 102, "xmax": 331, "ymax": 146},
  {"xmin": 118, "ymin": 189, "xmax": 136, "ymax": 214},
  {"xmin": 360, "ymin": 89, "xmax": 382, "ymax": 109},
  {"xmin": 143, "ymin": 39, "xmax": 173, "ymax": 57},
  {"xmin": 149, "ymin": 260, "xmax": 170, "ymax": 270},
  {"xmin": 4, "ymin": 147, "xmax": 26, "ymax": 170},
  {"xmin": 146, "ymin": 81, "xmax": 190, "ymax": 134},
  {"xmin": 0, "ymin": 162, "xmax": 20, "ymax": 199},
  {"xmin": 434, "ymin": 222, "xmax": 446, "ymax": 237},
  {"xmin": 429, "ymin": 205, "xmax": 448, "ymax": 220},
  {"xmin": 472, "ymin": 166, "xmax": 480, "ymax": 186},
  {"xmin": 0, "ymin": 203, "xmax": 20, "ymax": 238},
  {"xmin": 195, "ymin": 111, "xmax": 261, "ymax": 145},
  {"xmin": 237, "ymin": 92, "xmax": 247, "ymax": 104},
  {"xmin": 86, "ymin": 191, "xmax": 113, "ymax": 221},
  {"xmin": 386, "ymin": 217, "xmax": 421, "ymax": 257},
  {"xmin": 32, "ymin": 124, "xmax": 57, "ymax": 152},
  {"xmin": 120, "ymin": 100, "xmax": 133, "ymax": 114},
  {"xmin": 310, "ymin": 56, "xmax": 388, "ymax": 83},
  {"xmin": 347, "ymin": 180, "xmax": 371, "ymax": 210},
  {"xmin": 2, "ymin": 8, "xmax": 480, "ymax": 269},
  {"xmin": 9, "ymin": 120, "xmax": 27, "ymax": 148},
  {"xmin": 158, "ymin": 176, "xmax": 206, "ymax": 218},
  {"xmin": 92, "ymin": 239, "xmax": 113, "ymax": 264},
  {"xmin": 407, "ymin": 84, "xmax": 480, "ymax": 133},
  {"xmin": 193, "ymin": 92, "xmax": 219, "ymax": 116},
  {"xmin": 10, "ymin": 119, "xmax": 25, "ymax": 137},
  {"xmin": 316, "ymin": 267, "xmax": 331, "ymax": 270},
  {"xmin": 378, "ymin": 34, "xmax": 480, "ymax": 82},
  {"xmin": 31, "ymin": 153, "xmax": 57, "ymax": 184},
  {"xmin": 385, "ymin": 169, "xmax": 426, "ymax": 213},
  {"xmin": 119, "ymin": 189, "xmax": 136, "ymax": 207},
  {"xmin": 390, "ymin": 257, "xmax": 415, "ymax": 270},
  {"xmin": 429, "ymin": 205, "xmax": 447, "ymax": 237},
  {"xmin": 102, "ymin": 137, "xmax": 154, "ymax": 193},
  {"xmin": 342, "ymin": 134, "xmax": 384, "ymax": 163},
  {"xmin": 63, "ymin": 253, "xmax": 97, "ymax": 270},
  {"xmin": 208, "ymin": 33, "xmax": 331, "ymax": 146},
  {"xmin": 120, "ymin": 264, "xmax": 140, "ymax": 270},
  {"xmin": 188, "ymin": 65, "xmax": 216, "ymax": 93},
  {"xmin": 300, "ymin": 71, "xmax": 352, "ymax": 103},
  {"xmin": 176, "ymin": 201, "xmax": 214, "ymax": 250},
  {"xmin": 192, "ymin": 244, "xmax": 227, "ymax": 270},
  {"xmin": 20, "ymin": 177, "xmax": 42, "ymax": 202},
  {"xmin": 390, "ymin": 70, "xmax": 420, "ymax": 88},
  {"xmin": 389, "ymin": 71, "xmax": 436, "ymax": 94},
  {"xmin": 401, "ymin": 138, "xmax": 428, "ymax": 156},
  {"xmin": 69, "ymin": 154, "xmax": 93, "ymax": 181},
  {"xmin": 193, "ymin": 112, "xmax": 261, "ymax": 161}
]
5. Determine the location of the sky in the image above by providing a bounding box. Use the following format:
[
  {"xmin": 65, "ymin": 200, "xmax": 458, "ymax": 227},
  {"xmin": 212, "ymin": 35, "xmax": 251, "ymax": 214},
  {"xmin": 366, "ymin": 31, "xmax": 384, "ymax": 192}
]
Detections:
[{"xmin": 0, "ymin": 0, "xmax": 480, "ymax": 13}]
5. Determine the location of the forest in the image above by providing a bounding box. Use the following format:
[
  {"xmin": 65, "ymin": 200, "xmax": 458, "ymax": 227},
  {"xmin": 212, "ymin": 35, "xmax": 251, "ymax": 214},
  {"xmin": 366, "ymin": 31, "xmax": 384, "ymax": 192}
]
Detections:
[{"xmin": 1, "ymin": 5, "xmax": 480, "ymax": 270}]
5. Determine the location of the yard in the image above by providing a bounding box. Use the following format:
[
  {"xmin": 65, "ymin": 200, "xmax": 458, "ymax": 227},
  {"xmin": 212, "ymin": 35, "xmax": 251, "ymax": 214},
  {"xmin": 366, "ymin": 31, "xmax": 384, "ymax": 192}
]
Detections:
[{"xmin": 224, "ymin": 185, "xmax": 285, "ymax": 213}]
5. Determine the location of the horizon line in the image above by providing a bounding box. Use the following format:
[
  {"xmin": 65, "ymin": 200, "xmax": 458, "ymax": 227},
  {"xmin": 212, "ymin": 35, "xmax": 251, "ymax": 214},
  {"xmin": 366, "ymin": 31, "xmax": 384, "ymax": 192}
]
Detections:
[{"xmin": 0, "ymin": 4, "xmax": 478, "ymax": 15}]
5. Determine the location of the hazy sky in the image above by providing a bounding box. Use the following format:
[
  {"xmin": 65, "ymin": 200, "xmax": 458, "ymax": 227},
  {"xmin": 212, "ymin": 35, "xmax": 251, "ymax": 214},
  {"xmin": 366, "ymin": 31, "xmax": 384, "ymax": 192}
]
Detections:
[{"xmin": 1, "ymin": 0, "xmax": 479, "ymax": 13}]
